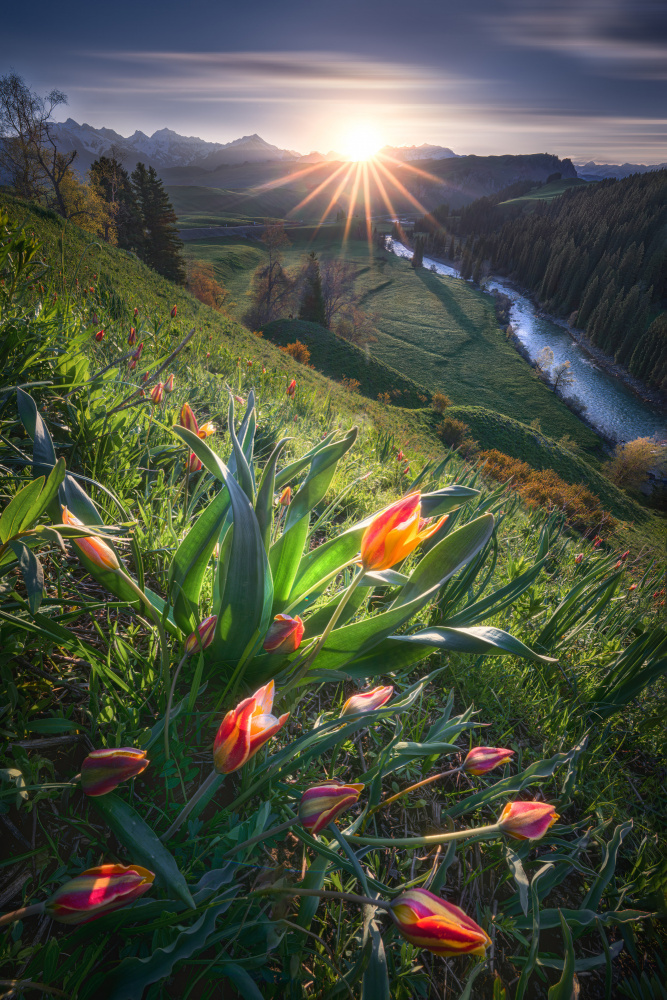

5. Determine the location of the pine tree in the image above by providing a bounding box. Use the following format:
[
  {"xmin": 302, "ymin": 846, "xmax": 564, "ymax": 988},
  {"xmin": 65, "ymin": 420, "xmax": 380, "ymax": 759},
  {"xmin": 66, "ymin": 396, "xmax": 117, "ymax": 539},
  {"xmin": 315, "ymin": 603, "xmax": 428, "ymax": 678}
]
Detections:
[
  {"xmin": 298, "ymin": 252, "xmax": 326, "ymax": 326},
  {"xmin": 90, "ymin": 155, "xmax": 143, "ymax": 250},
  {"xmin": 131, "ymin": 163, "xmax": 185, "ymax": 283}
]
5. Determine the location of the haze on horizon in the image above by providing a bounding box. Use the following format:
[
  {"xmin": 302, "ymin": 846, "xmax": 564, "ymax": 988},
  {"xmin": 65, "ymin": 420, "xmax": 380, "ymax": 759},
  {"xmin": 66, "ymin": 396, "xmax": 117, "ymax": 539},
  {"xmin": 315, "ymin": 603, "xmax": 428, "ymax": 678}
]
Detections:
[{"xmin": 4, "ymin": 0, "xmax": 666, "ymax": 164}]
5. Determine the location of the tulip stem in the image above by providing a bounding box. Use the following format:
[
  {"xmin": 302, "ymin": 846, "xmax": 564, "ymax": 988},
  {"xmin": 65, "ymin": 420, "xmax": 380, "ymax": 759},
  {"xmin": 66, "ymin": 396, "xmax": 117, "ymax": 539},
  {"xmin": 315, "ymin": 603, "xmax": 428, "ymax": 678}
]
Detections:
[
  {"xmin": 164, "ymin": 652, "xmax": 188, "ymax": 763},
  {"xmin": 221, "ymin": 818, "xmax": 297, "ymax": 859},
  {"xmin": 251, "ymin": 886, "xmax": 391, "ymax": 911},
  {"xmin": 0, "ymin": 902, "xmax": 45, "ymax": 928},
  {"xmin": 328, "ymin": 824, "xmax": 372, "ymax": 897},
  {"xmin": 344, "ymin": 822, "xmax": 503, "ymax": 849},
  {"xmin": 120, "ymin": 573, "xmax": 170, "ymax": 713},
  {"xmin": 160, "ymin": 769, "xmax": 222, "ymax": 842},
  {"xmin": 370, "ymin": 767, "xmax": 462, "ymax": 815}
]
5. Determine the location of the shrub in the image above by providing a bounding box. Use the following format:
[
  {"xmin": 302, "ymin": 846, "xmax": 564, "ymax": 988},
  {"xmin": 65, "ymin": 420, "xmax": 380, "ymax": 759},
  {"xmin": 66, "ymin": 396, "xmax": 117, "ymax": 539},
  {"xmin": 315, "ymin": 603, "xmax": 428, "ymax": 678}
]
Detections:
[
  {"xmin": 607, "ymin": 437, "xmax": 667, "ymax": 492},
  {"xmin": 377, "ymin": 391, "xmax": 391, "ymax": 404},
  {"xmin": 280, "ymin": 340, "xmax": 311, "ymax": 365},
  {"xmin": 186, "ymin": 261, "xmax": 227, "ymax": 311},
  {"xmin": 431, "ymin": 392, "xmax": 452, "ymax": 413},
  {"xmin": 437, "ymin": 416, "xmax": 471, "ymax": 449},
  {"xmin": 339, "ymin": 376, "xmax": 361, "ymax": 393}
]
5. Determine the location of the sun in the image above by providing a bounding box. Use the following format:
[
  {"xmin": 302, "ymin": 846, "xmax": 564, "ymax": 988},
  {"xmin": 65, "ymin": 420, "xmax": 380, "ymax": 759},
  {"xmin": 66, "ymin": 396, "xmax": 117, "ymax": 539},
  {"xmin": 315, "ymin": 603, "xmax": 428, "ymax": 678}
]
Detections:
[{"xmin": 341, "ymin": 124, "xmax": 382, "ymax": 161}]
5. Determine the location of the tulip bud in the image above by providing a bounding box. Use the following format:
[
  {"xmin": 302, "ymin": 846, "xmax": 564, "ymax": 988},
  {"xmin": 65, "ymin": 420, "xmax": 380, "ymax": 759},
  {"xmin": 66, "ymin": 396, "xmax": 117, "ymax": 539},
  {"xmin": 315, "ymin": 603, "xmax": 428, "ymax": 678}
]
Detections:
[
  {"xmin": 128, "ymin": 327, "xmax": 136, "ymax": 346},
  {"xmin": 45, "ymin": 864, "xmax": 154, "ymax": 924},
  {"xmin": 341, "ymin": 685, "xmax": 394, "ymax": 716},
  {"xmin": 235, "ymin": 395, "xmax": 245, "ymax": 405},
  {"xmin": 132, "ymin": 343, "xmax": 144, "ymax": 360},
  {"xmin": 287, "ymin": 379, "xmax": 296, "ymax": 397},
  {"xmin": 188, "ymin": 452, "xmax": 202, "ymax": 474},
  {"xmin": 593, "ymin": 537, "xmax": 602, "ymax": 549},
  {"xmin": 206, "ymin": 352, "xmax": 211, "ymax": 359},
  {"xmin": 279, "ymin": 486, "xmax": 291, "ymax": 506},
  {"xmin": 95, "ymin": 330, "xmax": 105, "ymax": 342},
  {"xmin": 298, "ymin": 780, "xmax": 364, "ymax": 835},
  {"xmin": 150, "ymin": 382, "xmax": 164, "ymax": 405},
  {"xmin": 213, "ymin": 680, "xmax": 289, "ymax": 774},
  {"xmin": 171, "ymin": 305, "xmax": 177, "ymax": 318},
  {"xmin": 134, "ymin": 306, "xmax": 139, "ymax": 317},
  {"xmin": 61, "ymin": 506, "xmax": 120, "ymax": 571},
  {"xmin": 180, "ymin": 402, "xmax": 200, "ymax": 435},
  {"xmin": 498, "ymin": 800, "xmax": 559, "ymax": 841},
  {"xmin": 390, "ymin": 889, "xmax": 491, "ymax": 957},
  {"xmin": 629, "ymin": 583, "xmax": 637, "ymax": 592},
  {"xmin": 621, "ymin": 550, "xmax": 629, "ymax": 560},
  {"xmin": 361, "ymin": 493, "xmax": 447, "ymax": 571},
  {"xmin": 397, "ymin": 450, "xmax": 404, "ymax": 461},
  {"xmin": 128, "ymin": 359, "xmax": 137, "ymax": 371},
  {"xmin": 615, "ymin": 560, "xmax": 621, "ymax": 568},
  {"xmin": 165, "ymin": 373, "xmax": 175, "ymax": 392},
  {"xmin": 184, "ymin": 615, "xmax": 217, "ymax": 656},
  {"xmin": 263, "ymin": 614, "xmax": 305, "ymax": 654},
  {"xmin": 462, "ymin": 746, "xmax": 514, "ymax": 776},
  {"xmin": 81, "ymin": 748, "xmax": 149, "ymax": 796},
  {"xmin": 574, "ymin": 553, "xmax": 583, "ymax": 564}
]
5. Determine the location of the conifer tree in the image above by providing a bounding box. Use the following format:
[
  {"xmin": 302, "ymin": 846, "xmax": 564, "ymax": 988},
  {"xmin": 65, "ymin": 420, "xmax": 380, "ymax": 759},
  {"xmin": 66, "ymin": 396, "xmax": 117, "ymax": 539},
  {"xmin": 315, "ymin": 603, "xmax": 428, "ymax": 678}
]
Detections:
[
  {"xmin": 131, "ymin": 162, "xmax": 185, "ymax": 283},
  {"xmin": 90, "ymin": 154, "xmax": 143, "ymax": 250},
  {"xmin": 298, "ymin": 252, "xmax": 326, "ymax": 325}
]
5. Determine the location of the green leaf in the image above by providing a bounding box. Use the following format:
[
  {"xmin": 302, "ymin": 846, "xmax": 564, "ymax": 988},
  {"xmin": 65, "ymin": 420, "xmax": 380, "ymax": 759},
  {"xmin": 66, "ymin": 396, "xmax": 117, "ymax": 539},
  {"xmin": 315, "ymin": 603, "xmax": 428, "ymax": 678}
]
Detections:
[
  {"xmin": 362, "ymin": 907, "xmax": 390, "ymax": 1000},
  {"xmin": 506, "ymin": 845, "xmax": 530, "ymax": 917},
  {"xmin": 0, "ymin": 478, "xmax": 45, "ymax": 542},
  {"xmin": 515, "ymin": 863, "xmax": 554, "ymax": 1000},
  {"xmin": 9, "ymin": 540, "xmax": 44, "ymax": 613},
  {"xmin": 581, "ymin": 821, "xmax": 633, "ymax": 912},
  {"xmin": 168, "ymin": 488, "xmax": 230, "ymax": 632},
  {"xmin": 255, "ymin": 437, "xmax": 290, "ymax": 552},
  {"xmin": 391, "ymin": 625, "xmax": 556, "ymax": 665},
  {"xmin": 456, "ymin": 964, "xmax": 486, "ymax": 1000},
  {"xmin": 16, "ymin": 386, "xmax": 58, "ymax": 479},
  {"xmin": 217, "ymin": 964, "xmax": 265, "ymax": 999},
  {"xmin": 25, "ymin": 718, "xmax": 79, "ymax": 734},
  {"xmin": 92, "ymin": 793, "xmax": 195, "ymax": 908},
  {"xmin": 548, "ymin": 912, "xmax": 575, "ymax": 999},
  {"xmin": 227, "ymin": 394, "xmax": 255, "ymax": 500},
  {"xmin": 22, "ymin": 457, "xmax": 66, "ymax": 529},
  {"xmin": 420, "ymin": 485, "xmax": 481, "ymax": 517}
]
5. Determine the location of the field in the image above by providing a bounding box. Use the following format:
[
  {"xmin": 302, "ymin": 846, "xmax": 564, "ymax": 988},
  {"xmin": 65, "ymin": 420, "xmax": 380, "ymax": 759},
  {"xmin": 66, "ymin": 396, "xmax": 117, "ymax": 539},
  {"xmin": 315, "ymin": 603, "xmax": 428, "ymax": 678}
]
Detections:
[
  {"xmin": 1, "ymin": 196, "xmax": 666, "ymax": 1000},
  {"xmin": 498, "ymin": 177, "xmax": 589, "ymax": 207}
]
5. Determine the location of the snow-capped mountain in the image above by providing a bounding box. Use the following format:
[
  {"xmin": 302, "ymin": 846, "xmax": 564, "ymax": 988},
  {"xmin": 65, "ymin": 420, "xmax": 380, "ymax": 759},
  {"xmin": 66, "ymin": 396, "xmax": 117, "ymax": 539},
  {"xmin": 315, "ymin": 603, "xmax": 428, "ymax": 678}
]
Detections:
[
  {"xmin": 379, "ymin": 143, "xmax": 460, "ymax": 161},
  {"xmin": 49, "ymin": 119, "xmax": 301, "ymax": 172},
  {"xmin": 574, "ymin": 160, "xmax": 667, "ymax": 181}
]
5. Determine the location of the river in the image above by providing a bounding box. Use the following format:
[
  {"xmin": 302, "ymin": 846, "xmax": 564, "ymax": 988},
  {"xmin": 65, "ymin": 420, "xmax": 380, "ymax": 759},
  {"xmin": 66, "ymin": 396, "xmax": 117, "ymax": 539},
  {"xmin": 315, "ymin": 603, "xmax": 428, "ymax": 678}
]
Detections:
[{"xmin": 386, "ymin": 237, "xmax": 666, "ymax": 445}]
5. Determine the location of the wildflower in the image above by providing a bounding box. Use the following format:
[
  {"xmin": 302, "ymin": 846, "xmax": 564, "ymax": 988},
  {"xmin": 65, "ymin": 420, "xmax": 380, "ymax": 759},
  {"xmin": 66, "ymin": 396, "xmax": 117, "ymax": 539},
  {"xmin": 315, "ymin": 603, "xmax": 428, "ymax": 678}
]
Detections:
[
  {"xmin": 165, "ymin": 373, "xmax": 175, "ymax": 392},
  {"xmin": 615, "ymin": 560, "xmax": 621, "ymax": 569},
  {"xmin": 299, "ymin": 781, "xmax": 364, "ymax": 835},
  {"xmin": 141, "ymin": 372, "xmax": 150, "ymax": 384},
  {"xmin": 188, "ymin": 452, "xmax": 202, "ymax": 474},
  {"xmin": 397, "ymin": 450, "xmax": 404, "ymax": 461},
  {"xmin": 198, "ymin": 421, "xmax": 216, "ymax": 438},
  {"xmin": 132, "ymin": 343, "xmax": 144, "ymax": 360},
  {"xmin": 81, "ymin": 748, "xmax": 149, "ymax": 797},
  {"xmin": 183, "ymin": 615, "xmax": 217, "ymax": 656},
  {"xmin": 206, "ymin": 352, "xmax": 211, "ymax": 359},
  {"xmin": 45, "ymin": 865, "xmax": 154, "ymax": 924},
  {"xmin": 390, "ymin": 889, "xmax": 491, "ymax": 958},
  {"xmin": 213, "ymin": 680, "xmax": 289, "ymax": 774},
  {"xmin": 498, "ymin": 801, "xmax": 559, "ymax": 841},
  {"xmin": 462, "ymin": 747, "xmax": 514, "ymax": 775},
  {"xmin": 263, "ymin": 614, "xmax": 305, "ymax": 654},
  {"xmin": 341, "ymin": 685, "xmax": 394, "ymax": 716},
  {"xmin": 150, "ymin": 382, "xmax": 164, "ymax": 405},
  {"xmin": 287, "ymin": 379, "xmax": 296, "ymax": 397},
  {"xmin": 621, "ymin": 550, "xmax": 629, "ymax": 560},
  {"xmin": 128, "ymin": 327, "xmax": 136, "ymax": 346},
  {"xmin": 593, "ymin": 537, "xmax": 602, "ymax": 549},
  {"xmin": 360, "ymin": 493, "xmax": 447, "ymax": 571},
  {"xmin": 171, "ymin": 305, "xmax": 177, "ymax": 318},
  {"xmin": 61, "ymin": 507, "xmax": 119, "ymax": 572},
  {"xmin": 279, "ymin": 486, "xmax": 291, "ymax": 506},
  {"xmin": 574, "ymin": 553, "xmax": 583, "ymax": 564},
  {"xmin": 128, "ymin": 359, "xmax": 137, "ymax": 371},
  {"xmin": 629, "ymin": 583, "xmax": 637, "ymax": 592},
  {"xmin": 95, "ymin": 330, "xmax": 105, "ymax": 342},
  {"xmin": 134, "ymin": 307, "xmax": 139, "ymax": 317}
]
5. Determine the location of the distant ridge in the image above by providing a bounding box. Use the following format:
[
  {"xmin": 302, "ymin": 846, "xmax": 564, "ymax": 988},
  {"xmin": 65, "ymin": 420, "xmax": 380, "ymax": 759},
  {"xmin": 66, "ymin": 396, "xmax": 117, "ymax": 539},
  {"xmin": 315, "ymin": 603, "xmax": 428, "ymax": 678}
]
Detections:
[{"xmin": 574, "ymin": 160, "xmax": 667, "ymax": 181}]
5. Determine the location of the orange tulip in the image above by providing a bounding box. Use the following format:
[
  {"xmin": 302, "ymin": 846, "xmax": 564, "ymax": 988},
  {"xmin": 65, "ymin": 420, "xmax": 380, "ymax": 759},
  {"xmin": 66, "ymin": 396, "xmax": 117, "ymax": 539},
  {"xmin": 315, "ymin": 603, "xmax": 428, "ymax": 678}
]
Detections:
[
  {"xmin": 45, "ymin": 865, "xmax": 154, "ymax": 924},
  {"xmin": 298, "ymin": 780, "xmax": 364, "ymax": 835},
  {"xmin": 213, "ymin": 680, "xmax": 289, "ymax": 774},
  {"xmin": 279, "ymin": 486, "xmax": 291, "ymax": 506},
  {"xmin": 183, "ymin": 615, "xmax": 217, "ymax": 656},
  {"xmin": 263, "ymin": 614, "xmax": 304, "ymax": 654},
  {"xmin": 171, "ymin": 305, "xmax": 177, "ymax": 318},
  {"xmin": 498, "ymin": 801, "xmax": 559, "ymax": 841},
  {"xmin": 95, "ymin": 330, "xmax": 105, "ymax": 342},
  {"xmin": 390, "ymin": 889, "xmax": 491, "ymax": 958},
  {"xmin": 198, "ymin": 421, "xmax": 216, "ymax": 438},
  {"xmin": 462, "ymin": 746, "xmax": 514, "ymax": 776},
  {"xmin": 287, "ymin": 379, "xmax": 296, "ymax": 397},
  {"xmin": 61, "ymin": 507, "xmax": 119, "ymax": 571},
  {"xmin": 150, "ymin": 382, "xmax": 164, "ymax": 405},
  {"xmin": 341, "ymin": 685, "xmax": 393, "ymax": 716},
  {"xmin": 360, "ymin": 492, "xmax": 448, "ymax": 571},
  {"xmin": 128, "ymin": 327, "xmax": 136, "ymax": 346}
]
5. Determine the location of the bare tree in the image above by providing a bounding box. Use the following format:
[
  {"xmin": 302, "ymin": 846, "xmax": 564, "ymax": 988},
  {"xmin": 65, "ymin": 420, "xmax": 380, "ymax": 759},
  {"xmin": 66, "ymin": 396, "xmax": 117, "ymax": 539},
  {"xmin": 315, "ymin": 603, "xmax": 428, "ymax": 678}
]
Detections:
[
  {"xmin": 552, "ymin": 360, "xmax": 575, "ymax": 391},
  {"xmin": 0, "ymin": 73, "xmax": 76, "ymax": 216},
  {"xmin": 320, "ymin": 258, "xmax": 357, "ymax": 328},
  {"xmin": 244, "ymin": 223, "xmax": 295, "ymax": 327}
]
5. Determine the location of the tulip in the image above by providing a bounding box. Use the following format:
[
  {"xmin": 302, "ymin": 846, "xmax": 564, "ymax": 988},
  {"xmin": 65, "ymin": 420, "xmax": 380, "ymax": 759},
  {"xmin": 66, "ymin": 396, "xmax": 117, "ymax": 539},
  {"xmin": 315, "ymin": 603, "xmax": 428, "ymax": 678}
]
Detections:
[
  {"xmin": 462, "ymin": 746, "xmax": 514, "ymax": 776},
  {"xmin": 61, "ymin": 506, "xmax": 119, "ymax": 571},
  {"xmin": 45, "ymin": 864, "xmax": 154, "ymax": 924},
  {"xmin": 132, "ymin": 343, "xmax": 144, "ymax": 360},
  {"xmin": 198, "ymin": 421, "xmax": 216, "ymax": 438},
  {"xmin": 621, "ymin": 550, "xmax": 629, "ymax": 560},
  {"xmin": 263, "ymin": 614, "xmax": 305, "ymax": 654},
  {"xmin": 390, "ymin": 889, "xmax": 491, "ymax": 958},
  {"xmin": 402, "ymin": 466, "xmax": 410, "ymax": 476},
  {"xmin": 81, "ymin": 748, "xmax": 149, "ymax": 796},
  {"xmin": 615, "ymin": 560, "xmax": 621, "ymax": 569},
  {"xmin": 171, "ymin": 305, "xmax": 177, "ymax": 318},
  {"xmin": 360, "ymin": 492, "xmax": 448, "ymax": 572},
  {"xmin": 188, "ymin": 452, "xmax": 202, "ymax": 474},
  {"xmin": 397, "ymin": 450, "xmax": 404, "ymax": 461},
  {"xmin": 128, "ymin": 359, "xmax": 137, "ymax": 371},
  {"xmin": 184, "ymin": 615, "xmax": 217, "ymax": 656},
  {"xmin": 629, "ymin": 583, "xmax": 637, "ymax": 592},
  {"xmin": 593, "ymin": 537, "xmax": 602, "ymax": 549},
  {"xmin": 206, "ymin": 352, "xmax": 211, "ymax": 359},
  {"xmin": 142, "ymin": 371, "xmax": 150, "ymax": 383},
  {"xmin": 150, "ymin": 382, "xmax": 164, "ymax": 405},
  {"xmin": 180, "ymin": 402, "xmax": 200, "ymax": 434},
  {"xmin": 95, "ymin": 330, "xmax": 105, "ymax": 342},
  {"xmin": 279, "ymin": 486, "xmax": 291, "ymax": 506},
  {"xmin": 235, "ymin": 395, "xmax": 245, "ymax": 405},
  {"xmin": 574, "ymin": 553, "xmax": 583, "ymax": 564},
  {"xmin": 134, "ymin": 306, "xmax": 139, "ymax": 317},
  {"xmin": 287, "ymin": 379, "xmax": 296, "ymax": 397},
  {"xmin": 128, "ymin": 327, "xmax": 136, "ymax": 346},
  {"xmin": 341, "ymin": 685, "xmax": 394, "ymax": 716},
  {"xmin": 299, "ymin": 780, "xmax": 364, "ymax": 835},
  {"xmin": 165, "ymin": 373, "xmax": 175, "ymax": 392},
  {"xmin": 213, "ymin": 680, "xmax": 289, "ymax": 774},
  {"xmin": 498, "ymin": 800, "xmax": 559, "ymax": 841}
]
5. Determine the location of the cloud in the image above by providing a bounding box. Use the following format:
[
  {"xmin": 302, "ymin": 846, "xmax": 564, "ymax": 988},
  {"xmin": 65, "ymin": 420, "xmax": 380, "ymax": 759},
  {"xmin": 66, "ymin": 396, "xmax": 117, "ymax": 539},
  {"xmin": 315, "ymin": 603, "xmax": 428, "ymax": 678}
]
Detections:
[{"xmin": 493, "ymin": 0, "xmax": 667, "ymax": 79}]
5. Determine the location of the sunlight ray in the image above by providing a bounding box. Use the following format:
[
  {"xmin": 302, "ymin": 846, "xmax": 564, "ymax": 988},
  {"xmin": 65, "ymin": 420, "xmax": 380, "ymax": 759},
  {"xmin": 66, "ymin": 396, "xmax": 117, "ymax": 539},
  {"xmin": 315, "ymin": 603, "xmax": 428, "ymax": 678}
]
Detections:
[
  {"xmin": 342, "ymin": 162, "xmax": 362, "ymax": 246},
  {"xmin": 362, "ymin": 161, "xmax": 373, "ymax": 249},
  {"xmin": 315, "ymin": 161, "xmax": 357, "ymax": 231},
  {"xmin": 368, "ymin": 159, "xmax": 408, "ymax": 241},
  {"xmin": 250, "ymin": 160, "xmax": 327, "ymax": 193},
  {"xmin": 287, "ymin": 160, "xmax": 349, "ymax": 216},
  {"xmin": 374, "ymin": 158, "xmax": 440, "ymax": 228},
  {"xmin": 376, "ymin": 152, "xmax": 445, "ymax": 186}
]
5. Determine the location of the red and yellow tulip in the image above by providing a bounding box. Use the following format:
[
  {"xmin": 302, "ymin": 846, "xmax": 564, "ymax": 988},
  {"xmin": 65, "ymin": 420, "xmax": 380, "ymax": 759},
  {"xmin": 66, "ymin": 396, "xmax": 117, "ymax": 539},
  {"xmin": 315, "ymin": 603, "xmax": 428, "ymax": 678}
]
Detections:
[
  {"xmin": 213, "ymin": 680, "xmax": 289, "ymax": 774},
  {"xmin": 360, "ymin": 492, "xmax": 448, "ymax": 571},
  {"xmin": 165, "ymin": 373, "xmax": 175, "ymax": 392},
  {"xmin": 95, "ymin": 330, "xmax": 105, "ymax": 342},
  {"xmin": 128, "ymin": 327, "xmax": 136, "ymax": 346},
  {"xmin": 390, "ymin": 888, "xmax": 491, "ymax": 957},
  {"xmin": 183, "ymin": 615, "xmax": 217, "ymax": 656},
  {"xmin": 171, "ymin": 305, "xmax": 177, "ymax": 318},
  {"xmin": 286, "ymin": 379, "xmax": 296, "ymax": 397},
  {"xmin": 279, "ymin": 486, "xmax": 291, "ymax": 506},
  {"xmin": 45, "ymin": 864, "xmax": 154, "ymax": 924},
  {"xmin": 80, "ymin": 748, "xmax": 149, "ymax": 796},
  {"xmin": 298, "ymin": 780, "xmax": 364, "ymax": 835},
  {"xmin": 341, "ymin": 685, "xmax": 394, "ymax": 717},
  {"xmin": 462, "ymin": 746, "xmax": 514, "ymax": 776},
  {"xmin": 150, "ymin": 382, "xmax": 164, "ymax": 405},
  {"xmin": 498, "ymin": 800, "xmax": 559, "ymax": 840},
  {"xmin": 61, "ymin": 507, "xmax": 120, "ymax": 572},
  {"xmin": 263, "ymin": 614, "xmax": 304, "ymax": 654}
]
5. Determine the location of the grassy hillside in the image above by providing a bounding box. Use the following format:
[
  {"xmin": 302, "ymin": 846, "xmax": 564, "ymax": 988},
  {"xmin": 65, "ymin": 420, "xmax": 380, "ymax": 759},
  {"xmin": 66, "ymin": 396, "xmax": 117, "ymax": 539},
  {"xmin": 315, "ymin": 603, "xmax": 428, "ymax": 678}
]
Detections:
[{"xmin": 498, "ymin": 176, "xmax": 588, "ymax": 207}]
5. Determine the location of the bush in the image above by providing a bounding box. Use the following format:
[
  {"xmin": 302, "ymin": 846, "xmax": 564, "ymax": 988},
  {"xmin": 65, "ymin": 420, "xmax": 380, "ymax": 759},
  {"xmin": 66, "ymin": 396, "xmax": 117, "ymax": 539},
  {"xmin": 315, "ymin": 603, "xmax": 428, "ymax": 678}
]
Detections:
[
  {"xmin": 431, "ymin": 392, "xmax": 452, "ymax": 413},
  {"xmin": 280, "ymin": 340, "xmax": 311, "ymax": 365},
  {"xmin": 186, "ymin": 261, "xmax": 227, "ymax": 311},
  {"xmin": 339, "ymin": 376, "xmax": 361, "ymax": 393},
  {"xmin": 437, "ymin": 416, "xmax": 471, "ymax": 448},
  {"xmin": 607, "ymin": 437, "xmax": 667, "ymax": 491}
]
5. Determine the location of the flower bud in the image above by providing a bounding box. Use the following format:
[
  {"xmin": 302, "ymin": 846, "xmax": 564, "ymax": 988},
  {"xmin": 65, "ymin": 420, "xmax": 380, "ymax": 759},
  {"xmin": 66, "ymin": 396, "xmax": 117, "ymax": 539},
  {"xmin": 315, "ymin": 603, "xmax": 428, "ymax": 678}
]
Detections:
[
  {"xmin": 213, "ymin": 680, "xmax": 288, "ymax": 774},
  {"xmin": 574, "ymin": 553, "xmax": 583, "ymax": 564},
  {"xmin": 341, "ymin": 685, "xmax": 394, "ymax": 716},
  {"xmin": 165, "ymin": 373, "xmax": 175, "ymax": 392},
  {"xmin": 95, "ymin": 330, "xmax": 105, "ymax": 342},
  {"xmin": 390, "ymin": 889, "xmax": 491, "ymax": 957},
  {"xmin": 183, "ymin": 615, "xmax": 217, "ymax": 656},
  {"xmin": 180, "ymin": 402, "xmax": 200, "ymax": 435},
  {"xmin": 188, "ymin": 452, "xmax": 202, "ymax": 474},
  {"xmin": 61, "ymin": 506, "xmax": 120, "ymax": 571},
  {"xmin": 279, "ymin": 486, "xmax": 291, "ymax": 506},
  {"xmin": 621, "ymin": 550, "xmax": 629, "ymax": 560},
  {"xmin": 287, "ymin": 379, "xmax": 296, "ymax": 397},
  {"xmin": 397, "ymin": 450, "xmax": 404, "ymax": 461},
  {"xmin": 298, "ymin": 780, "xmax": 364, "ymax": 835},
  {"xmin": 150, "ymin": 382, "xmax": 164, "ymax": 405},
  {"xmin": 81, "ymin": 748, "xmax": 149, "ymax": 796},
  {"xmin": 263, "ymin": 614, "xmax": 305, "ymax": 654},
  {"xmin": 134, "ymin": 306, "xmax": 139, "ymax": 317},
  {"xmin": 128, "ymin": 327, "xmax": 136, "ymax": 346},
  {"xmin": 171, "ymin": 305, "xmax": 177, "ymax": 318},
  {"xmin": 45, "ymin": 864, "xmax": 154, "ymax": 924},
  {"xmin": 462, "ymin": 746, "xmax": 514, "ymax": 776},
  {"xmin": 498, "ymin": 800, "xmax": 559, "ymax": 840}
]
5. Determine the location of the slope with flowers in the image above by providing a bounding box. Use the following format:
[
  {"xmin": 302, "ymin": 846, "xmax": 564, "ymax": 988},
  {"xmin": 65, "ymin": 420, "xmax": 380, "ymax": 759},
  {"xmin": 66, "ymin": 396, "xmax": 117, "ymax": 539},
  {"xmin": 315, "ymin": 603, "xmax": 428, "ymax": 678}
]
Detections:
[{"xmin": 0, "ymin": 196, "xmax": 666, "ymax": 998}]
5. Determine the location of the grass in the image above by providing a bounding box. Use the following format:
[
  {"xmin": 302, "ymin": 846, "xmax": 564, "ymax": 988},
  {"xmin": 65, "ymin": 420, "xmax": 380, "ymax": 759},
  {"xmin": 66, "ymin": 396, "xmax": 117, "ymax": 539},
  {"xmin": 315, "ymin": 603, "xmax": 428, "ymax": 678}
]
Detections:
[
  {"xmin": 498, "ymin": 177, "xmax": 589, "ymax": 207},
  {"xmin": 1, "ymin": 195, "xmax": 666, "ymax": 999}
]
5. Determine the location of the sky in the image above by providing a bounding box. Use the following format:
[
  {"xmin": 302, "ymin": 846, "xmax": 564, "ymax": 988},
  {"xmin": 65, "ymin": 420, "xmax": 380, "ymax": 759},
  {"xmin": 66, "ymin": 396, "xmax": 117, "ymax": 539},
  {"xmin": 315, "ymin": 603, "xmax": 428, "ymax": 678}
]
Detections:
[{"xmin": 4, "ymin": 0, "xmax": 666, "ymax": 162}]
